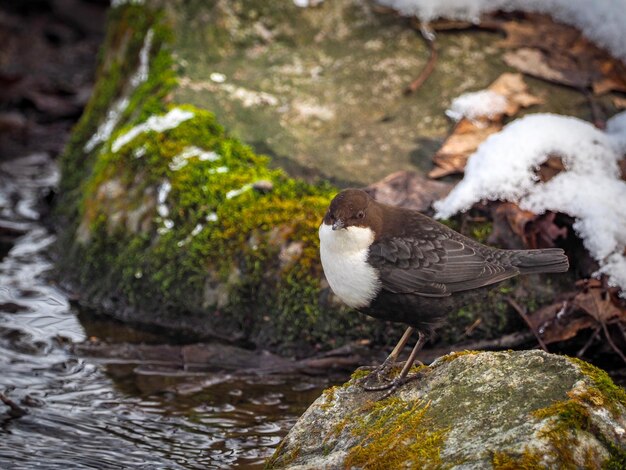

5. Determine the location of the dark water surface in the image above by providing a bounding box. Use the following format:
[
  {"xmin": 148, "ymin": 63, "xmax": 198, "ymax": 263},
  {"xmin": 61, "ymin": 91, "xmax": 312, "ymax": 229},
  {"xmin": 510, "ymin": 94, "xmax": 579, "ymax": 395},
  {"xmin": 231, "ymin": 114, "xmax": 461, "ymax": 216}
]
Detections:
[{"xmin": 0, "ymin": 155, "xmax": 334, "ymax": 469}]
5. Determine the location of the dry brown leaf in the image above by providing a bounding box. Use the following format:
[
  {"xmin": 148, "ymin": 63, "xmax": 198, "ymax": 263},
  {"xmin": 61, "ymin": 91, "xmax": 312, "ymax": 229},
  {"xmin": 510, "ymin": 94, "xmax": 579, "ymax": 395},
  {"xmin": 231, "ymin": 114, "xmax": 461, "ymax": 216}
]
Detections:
[
  {"xmin": 488, "ymin": 202, "xmax": 566, "ymax": 249},
  {"xmin": 530, "ymin": 301, "xmax": 596, "ymax": 345},
  {"xmin": 503, "ymin": 48, "xmax": 587, "ymax": 88},
  {"xmin": 365, "ymin": 171, "xmax": 452, "ymax": 212},
  {"xmin": 537, "ymin": 155, "xmax": 565, "ymax": 182},
  {"xmin": 613, "ymin": 96, "xmax": 626, "ymax": 110},
  {"xmin": 430, "ymin": 120, "xmax": 501, "ymax": 178},
  {"xmin": 499, "ymin": 14, "xmax": 626, "ymax": 94},
  {"xmin": 527, "ymin": 280, "xmax": 626, "ymax": 346},
  {"xmin": 573, "ymin": 282, "xmax": 624, "ymax": 323},
  {"xmin": 430, "ymin": 73, "xmax": 541, "ymax": 178}
]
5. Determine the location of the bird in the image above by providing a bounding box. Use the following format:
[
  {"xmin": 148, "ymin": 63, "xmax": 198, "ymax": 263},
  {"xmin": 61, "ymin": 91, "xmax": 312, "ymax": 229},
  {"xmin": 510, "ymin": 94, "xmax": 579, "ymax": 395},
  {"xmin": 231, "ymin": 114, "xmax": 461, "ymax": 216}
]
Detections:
[{"xmin": 318, "ymin": 188, "xmax": 569, "ymax": 395}]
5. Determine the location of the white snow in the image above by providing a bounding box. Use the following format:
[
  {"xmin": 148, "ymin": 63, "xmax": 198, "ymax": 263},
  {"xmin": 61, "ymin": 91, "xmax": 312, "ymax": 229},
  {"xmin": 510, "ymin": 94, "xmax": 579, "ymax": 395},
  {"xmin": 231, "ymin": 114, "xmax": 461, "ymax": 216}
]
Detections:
[
  {"xmin": 293, "ymin": 0, "xmax": 324, "ymax": 7},
  {"xmin": 377, "ymin": 0, "xmax": 626, "ymax": 62},
  {"xmin": 209, "ymin": 73, "xmax": 226, "ymax": 83},
  {"xmin": 446, "ymin": 90, "xmax": 508, "ymax": 122},
  {"xmin": 206, "ymin": 212, "xmax": 218, "ymax": 222},
  {"xmin": 209, "ymin": 166, "xmax": 229, "ymax": 174},
  {"xmin": 226, "ymin": 184, "xmax": 253, "ymax": 200},
  {"xmin": 434, "ymin": 111, "xmax": 626, "ymax": 293},
  {"xmin": 177, "ymin": 223, "xmax": 204, "ymax": 247},
  {"xmin": 169, "ymin": 146, "xmax": 220, "ymax": 171},
  {"xmin": 112, "ymin": 108, "xmax": 194, "ymax": 153},
  {"xmin": 84, "ymin": 97, "xmax": 130, "ymax": 152},
  {"xmin": 130, "ymin": 29, "xmax": 153, "ymax": 87},
  {"xmin": 84, "ymin": 29, "xmax": 153, "ymax": 152},
  {"xmin": 157, "ymin": 180, "xmax": 171, "ymax": 218},
  {"xmin": 111, "ymin": 0, "xmax": 144, "ymax": 6}
]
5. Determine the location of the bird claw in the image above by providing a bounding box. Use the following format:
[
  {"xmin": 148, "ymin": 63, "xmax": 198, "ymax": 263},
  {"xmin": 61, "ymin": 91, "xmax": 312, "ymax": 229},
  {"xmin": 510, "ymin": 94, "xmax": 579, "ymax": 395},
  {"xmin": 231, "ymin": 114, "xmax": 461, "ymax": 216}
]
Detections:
[
  {"xmin": 362, "ymin": 372, "xmax": 422, "ymax": 400},
  {"xmin": 358, "ymin": 359, "xmax": 401, "ymax": 386}
]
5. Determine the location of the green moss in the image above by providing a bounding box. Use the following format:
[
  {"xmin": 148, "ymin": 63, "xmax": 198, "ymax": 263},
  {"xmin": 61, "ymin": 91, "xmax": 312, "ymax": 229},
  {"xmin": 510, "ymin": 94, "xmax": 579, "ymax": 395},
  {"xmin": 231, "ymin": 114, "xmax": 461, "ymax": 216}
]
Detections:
[
  {"xmin": 492, "ymin": 450, "xmax": 544, "ymax": 470},
  {"xmin": 59, "ymin": 5, "xmax": 174, "ymax": 217},
  {"xmin": 265, "ymin": 437, "xmax": 300, "ymax": 469},
  {"xmin": 437, "ymin": 350, "xmax": 481, "ymax": 364},
  {"xmin": 350, "ymin": 368, "xmax": 373, "ymax": 381},
  {"xmin": 530, "ymin": 367, "xmax": 626, "ymax": 470},
  {"xmin": 568, "ymin": 357, "xmax": 626, "ymax": 416},
  {"xmin": 469, "ymin": 221, "xmax": 493, "ymax": 243},
  {"xmin": 343, "ymin": 397, "xmax": 450, "ymax": 469},
  {"xmin": 602, "ymin": 440, "xmax": 626, "ymax": 470},
  {"xmin": 320, "ymin": 386, "xmax": 339, "ymax": 411}
]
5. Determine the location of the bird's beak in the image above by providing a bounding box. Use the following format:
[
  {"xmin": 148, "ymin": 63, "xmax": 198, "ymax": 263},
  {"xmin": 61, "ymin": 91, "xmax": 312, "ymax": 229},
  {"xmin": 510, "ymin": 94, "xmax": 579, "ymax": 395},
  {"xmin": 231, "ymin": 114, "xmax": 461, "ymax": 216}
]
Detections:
[{"xmin": 332, "ymin": 219, "xmax": 344, "ymax": 231}]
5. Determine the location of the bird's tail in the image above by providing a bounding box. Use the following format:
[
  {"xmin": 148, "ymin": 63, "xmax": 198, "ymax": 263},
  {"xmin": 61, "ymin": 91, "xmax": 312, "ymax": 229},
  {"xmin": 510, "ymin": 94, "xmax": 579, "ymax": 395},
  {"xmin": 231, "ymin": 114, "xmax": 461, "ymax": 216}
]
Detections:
[{"xmin": 511, "ymin": 248, "xmax": 569, "ymax": 275}]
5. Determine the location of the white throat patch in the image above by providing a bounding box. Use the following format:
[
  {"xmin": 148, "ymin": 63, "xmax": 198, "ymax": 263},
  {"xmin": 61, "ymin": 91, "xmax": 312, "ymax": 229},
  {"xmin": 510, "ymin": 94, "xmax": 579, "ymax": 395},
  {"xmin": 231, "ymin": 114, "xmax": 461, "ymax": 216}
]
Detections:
[{"xmin": 318, "ymin": 223, "xmax": 381, "ymax": 308}]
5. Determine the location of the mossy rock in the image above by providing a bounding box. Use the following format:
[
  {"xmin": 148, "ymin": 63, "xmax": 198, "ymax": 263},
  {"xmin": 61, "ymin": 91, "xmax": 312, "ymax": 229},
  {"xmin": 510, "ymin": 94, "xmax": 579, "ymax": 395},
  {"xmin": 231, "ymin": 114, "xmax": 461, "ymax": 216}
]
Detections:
[
  {"xmin": 267, "ymin": 351, "xmax": 626, "ymax": 469},
  {"xmin": 55, "ymin": 0, "xmax": 576, "ymax": 354}
]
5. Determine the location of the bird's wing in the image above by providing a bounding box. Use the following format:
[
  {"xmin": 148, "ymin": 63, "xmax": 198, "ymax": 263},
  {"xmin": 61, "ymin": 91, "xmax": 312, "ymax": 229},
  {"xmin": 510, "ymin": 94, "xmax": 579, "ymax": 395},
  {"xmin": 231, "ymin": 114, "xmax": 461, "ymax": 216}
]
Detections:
[{"xmin": 368, "ymin": 234, "xmax": 519, "ymax": 297}]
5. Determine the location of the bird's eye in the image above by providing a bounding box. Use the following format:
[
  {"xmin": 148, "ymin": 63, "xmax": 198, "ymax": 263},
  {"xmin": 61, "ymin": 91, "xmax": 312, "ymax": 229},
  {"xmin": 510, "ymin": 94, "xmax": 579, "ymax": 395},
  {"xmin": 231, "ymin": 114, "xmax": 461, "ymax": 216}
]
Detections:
[{"xmin": 357, "ymin": 210, "xmax": 365, "ymax": 219}]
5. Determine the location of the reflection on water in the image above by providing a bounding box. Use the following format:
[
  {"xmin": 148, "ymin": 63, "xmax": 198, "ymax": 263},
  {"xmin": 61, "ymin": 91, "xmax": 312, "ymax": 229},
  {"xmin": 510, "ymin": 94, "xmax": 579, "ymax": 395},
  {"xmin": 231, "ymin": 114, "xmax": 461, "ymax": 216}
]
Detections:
[{"xmin": 0, "ymin": 155, "xmax": 335, "ymax": 469}]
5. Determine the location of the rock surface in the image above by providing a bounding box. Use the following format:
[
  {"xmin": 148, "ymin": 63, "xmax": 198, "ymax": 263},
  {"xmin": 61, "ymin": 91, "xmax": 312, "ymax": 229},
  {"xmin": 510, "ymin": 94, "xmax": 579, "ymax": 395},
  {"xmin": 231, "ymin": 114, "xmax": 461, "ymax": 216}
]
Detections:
[{"xmin": 268, "ymin": 350, "xmax": 626, "ymax": 469}]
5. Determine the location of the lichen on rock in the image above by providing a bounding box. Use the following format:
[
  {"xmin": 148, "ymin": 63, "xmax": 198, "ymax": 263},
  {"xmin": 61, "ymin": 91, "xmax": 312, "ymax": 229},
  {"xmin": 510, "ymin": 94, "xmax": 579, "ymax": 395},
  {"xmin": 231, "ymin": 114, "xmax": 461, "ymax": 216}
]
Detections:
[{"xmin": 268, "ymin": 351, "xmax": 626, "ymax": 469}]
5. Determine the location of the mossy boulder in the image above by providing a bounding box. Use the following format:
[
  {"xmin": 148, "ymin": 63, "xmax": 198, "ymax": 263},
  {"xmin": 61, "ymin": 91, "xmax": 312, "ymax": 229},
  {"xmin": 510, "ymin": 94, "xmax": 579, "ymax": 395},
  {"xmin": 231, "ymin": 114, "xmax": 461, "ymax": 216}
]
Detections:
[
  {"xmin": 56, "ymin": 0, "xmax": 576, "ymax": 354},
  {"xmin": 268, "ymin": 351, "xmax": 626, "ymax": 469}
]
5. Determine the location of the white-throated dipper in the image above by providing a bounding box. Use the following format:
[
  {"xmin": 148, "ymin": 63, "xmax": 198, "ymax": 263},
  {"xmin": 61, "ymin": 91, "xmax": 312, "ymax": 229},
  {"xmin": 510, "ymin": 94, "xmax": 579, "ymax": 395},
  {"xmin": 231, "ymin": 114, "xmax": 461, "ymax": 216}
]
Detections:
[{"xmin": 319, "ymin": 189, "xmax": 569, "ymax": 394}]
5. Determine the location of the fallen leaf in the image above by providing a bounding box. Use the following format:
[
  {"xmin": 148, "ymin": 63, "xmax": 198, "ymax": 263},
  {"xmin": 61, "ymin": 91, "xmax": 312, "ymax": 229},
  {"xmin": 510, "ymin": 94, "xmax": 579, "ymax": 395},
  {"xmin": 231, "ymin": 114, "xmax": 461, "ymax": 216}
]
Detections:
[
  {"xmin": 527, "ymin": 280, "xmax": 626, "ymax": 346},
  {"xmin": 573, "ymin": 280, "xmax": 624, "ymax": 323},
  {"xmin": 365, "ymin": 170, "xmax": 452, "ymax": 213},
  {"xmin": 430, "ymin": 120, "xmax": 501, "ymax": 178},
  {"xmin": 430, "ymin": 73, "xmax": 541, "ymax": 178},
  {"xmin": 488, "ymin": 202, "xmax": 567, "ymax": 249},
  {"xmin": 613, "ymin": 96, "xmax": 626, "ymax": 110},
  {"xmin": 503, "ymin": 48, "xmax": 587, "ymax": 88},
  {"xmin": 499, "ymin": 14, "xmax": 626, "ymax": 94},
  {"xmin": 537, "ymin": 155, "xmax": 565, "ymax": 182}
]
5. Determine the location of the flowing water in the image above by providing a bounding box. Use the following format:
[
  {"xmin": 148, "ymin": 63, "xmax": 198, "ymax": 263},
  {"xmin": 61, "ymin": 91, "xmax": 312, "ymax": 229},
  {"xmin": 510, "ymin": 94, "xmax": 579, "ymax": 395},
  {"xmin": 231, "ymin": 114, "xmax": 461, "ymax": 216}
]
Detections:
[{"xmin": 0, "ymin": 154, "xmax": 336, "ymax": 469}]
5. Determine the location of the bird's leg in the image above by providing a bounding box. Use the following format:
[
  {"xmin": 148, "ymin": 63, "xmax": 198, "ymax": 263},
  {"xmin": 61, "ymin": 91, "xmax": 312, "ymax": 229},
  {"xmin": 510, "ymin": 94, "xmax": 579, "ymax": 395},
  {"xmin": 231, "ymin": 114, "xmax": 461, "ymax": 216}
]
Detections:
[
  {"xmin": 363, "ymin": 331, "xmax": 428, "ymax": 397},
  {"xmin": 358, "ymin": 326, "xmax": 414, "ymax": 381}
]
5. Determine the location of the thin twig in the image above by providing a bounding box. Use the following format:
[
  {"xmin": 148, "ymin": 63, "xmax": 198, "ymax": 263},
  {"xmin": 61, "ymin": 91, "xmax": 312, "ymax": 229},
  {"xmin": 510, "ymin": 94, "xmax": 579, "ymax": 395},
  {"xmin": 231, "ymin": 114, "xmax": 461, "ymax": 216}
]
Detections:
[
  {"xmin": 600, "ymin": 321, "xmax": 626, "ymax": 365},
  {"xmin": 581, "ymin": 87, "xmax": 605, "ymax": 129},
  {"xmin": 506, "ymin": 296, "xmax": 549, "ymax": 352},
  {"xmin": 404, "ymin": 23, "xmax": 438, "ymax": 95},
  {"xmin": 576, "ymin": 326, "xmax": 600, "ymax": 357}
]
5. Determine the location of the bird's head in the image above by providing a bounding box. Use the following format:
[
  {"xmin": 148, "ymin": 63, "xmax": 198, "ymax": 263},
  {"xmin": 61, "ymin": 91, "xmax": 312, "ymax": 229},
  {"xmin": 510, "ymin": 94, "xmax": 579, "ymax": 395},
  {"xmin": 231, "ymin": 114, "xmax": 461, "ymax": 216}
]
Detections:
[{"xmin": 322, "ymin": 189, "xmax": 381, "ymax": 234}]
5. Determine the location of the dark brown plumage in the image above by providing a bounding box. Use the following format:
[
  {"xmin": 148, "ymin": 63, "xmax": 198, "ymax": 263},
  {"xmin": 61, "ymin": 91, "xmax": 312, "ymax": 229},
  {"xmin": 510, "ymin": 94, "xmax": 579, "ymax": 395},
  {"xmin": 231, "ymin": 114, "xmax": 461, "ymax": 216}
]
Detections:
[{"xmin": 319, "ymin": 188, "xmax": 569, "ymax": 394}]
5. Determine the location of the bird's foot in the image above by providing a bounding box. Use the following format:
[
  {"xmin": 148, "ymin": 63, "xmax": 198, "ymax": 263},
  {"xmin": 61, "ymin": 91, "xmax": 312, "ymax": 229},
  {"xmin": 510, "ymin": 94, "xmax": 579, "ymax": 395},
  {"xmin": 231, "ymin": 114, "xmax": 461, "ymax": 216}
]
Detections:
[
  {"xmin": 362, "ymin": 371, "xmax": 423, "ymax": 400},
  {"xmin": 357, "ymin": 359, "xmax": 401, "ymax": 386}
]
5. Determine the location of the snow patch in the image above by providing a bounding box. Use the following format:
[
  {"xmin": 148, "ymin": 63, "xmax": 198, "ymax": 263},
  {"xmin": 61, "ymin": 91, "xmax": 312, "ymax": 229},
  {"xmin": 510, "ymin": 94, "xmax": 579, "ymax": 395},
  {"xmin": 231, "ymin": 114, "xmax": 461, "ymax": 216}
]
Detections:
[
  {"xmin": 130, "ymin": 29, "xmax": 153, "ymax": 87},
  {"xmin": 377, "ymin": 0, "xmax": 626, "ymax": 62},
  {"xmin": 112, "ymin": 108, "xmax": 194, "ymax": 153},
  {"xmin": 226, "ymin": 184, "xmax": 253, "ymax": 200},
  {"xmin": 84, "ymin": 98, "xmax": 130, "ymax": 152},
  {"xmin": 84, "ymin": 29, "xmax": 153, "ymax": 152},
  {"xmin": 446, "ymin": 90, "xmax": 508, "ymax": 122},
  {"xmin": 157, "ymin": 180, "xmax": 171, "ymax": 218},
  {"xmin": 210, "ymin": 73, "xmax": 226, "ymax": 83},
  {"xmin": 111, "ymin": 0, "xmax": 144, "ymax": 6},
  {"xmin": 434, "ymin": 112, "xmax": 626, "ymax": 293},
  {"xmin": 177, "ymin": 223, "xmax": 204, "ymax": 247},
  {"xmin": 169, "ymin": 146, "xmax": 220, "ymax": 171},
  {"xmin": 293, "ymin": 0, "xmax": 324, "ymax": 7}
]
